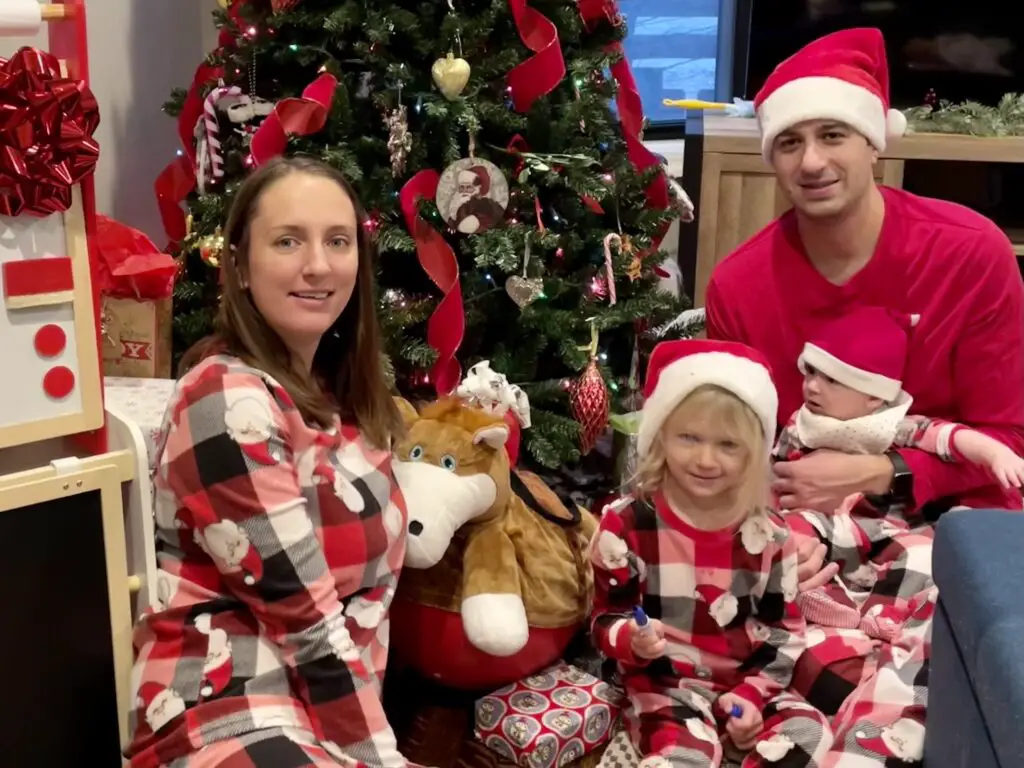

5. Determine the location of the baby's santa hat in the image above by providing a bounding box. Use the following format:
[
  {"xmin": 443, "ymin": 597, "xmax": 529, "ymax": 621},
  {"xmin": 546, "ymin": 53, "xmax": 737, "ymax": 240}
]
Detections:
[
  {"xmin": 799, "ymin": 306, "xmax": 919, "ymax": 401},
  {"xmin": 638, "ymin": 340, "xmax": 778, "ymax": 458},
  {"xmin": 754, "ymin": 28, "xmax": 907, "ymax": 160}
]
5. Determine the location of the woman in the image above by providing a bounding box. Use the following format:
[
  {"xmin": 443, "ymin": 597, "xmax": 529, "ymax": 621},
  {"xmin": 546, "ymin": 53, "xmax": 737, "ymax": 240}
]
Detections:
[{"xmin": 124, "ymin": 157, "xmax": 409, "ymax": 768}]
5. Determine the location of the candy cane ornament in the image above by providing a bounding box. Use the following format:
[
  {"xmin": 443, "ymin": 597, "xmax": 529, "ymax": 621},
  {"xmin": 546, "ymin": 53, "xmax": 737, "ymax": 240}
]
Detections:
[
  {"xmin": 602, "ymin": 232, "xmax": 621, "ymax": 306},
  {"xmin": 199, "ymin": 85, "xmax": 242, "ymax": 193}
]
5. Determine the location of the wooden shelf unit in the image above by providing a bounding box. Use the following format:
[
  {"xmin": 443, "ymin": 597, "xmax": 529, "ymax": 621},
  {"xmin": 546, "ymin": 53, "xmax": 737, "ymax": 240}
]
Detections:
[{"xmin": 680, "ymin": 115, "xmax": 1024, "ymax": 306}]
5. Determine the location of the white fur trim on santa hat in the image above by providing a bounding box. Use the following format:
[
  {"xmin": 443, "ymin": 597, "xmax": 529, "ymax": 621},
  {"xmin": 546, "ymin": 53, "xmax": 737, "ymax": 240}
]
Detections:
[
  {"xmin": 799, "ymin": 343, "xmax": 902, "ymax": 401},
  {"xmin": 637, "ymin": 351, "xmax": 777, "ymax": 458},
  {"xmin": 757, "ymin": 76, "xmax": 907, "ymax": 159}
]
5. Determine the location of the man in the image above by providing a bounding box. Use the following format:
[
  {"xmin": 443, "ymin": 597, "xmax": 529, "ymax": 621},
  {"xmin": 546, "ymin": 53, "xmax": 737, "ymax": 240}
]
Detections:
[
  {"xmin": 704, "ymin": 28, "xmax": 1024, "ymax": 767},
  {"xmin": 705, "ymin": 28, "xmax": 1024, "ymax": 520}
]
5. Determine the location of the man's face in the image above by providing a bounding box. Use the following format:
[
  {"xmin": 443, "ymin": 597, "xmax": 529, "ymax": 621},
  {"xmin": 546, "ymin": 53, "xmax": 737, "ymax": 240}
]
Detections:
[
  {"xmin": 770, "ymin": 120, "xmax": 878, "ymax": 219},
  {"xmin": 457, "ymin": 173, "xmax": 481, "ymax": 197}
]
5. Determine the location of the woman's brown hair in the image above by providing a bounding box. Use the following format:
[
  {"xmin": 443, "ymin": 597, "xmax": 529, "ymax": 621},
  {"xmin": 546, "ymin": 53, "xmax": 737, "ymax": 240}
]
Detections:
[{"xmin": 180, "ymin": 156, "xmax": 403, "ymax": 448}]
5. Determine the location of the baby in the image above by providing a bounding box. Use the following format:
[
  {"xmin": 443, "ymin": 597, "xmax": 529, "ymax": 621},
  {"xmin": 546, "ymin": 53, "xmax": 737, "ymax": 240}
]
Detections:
[
  {"xmin": 774, "ymin": 305, "xmax": 1024, "ymax": 636},
  {"xmin": 774, "ymin": 305, "xmax": 1024, "ymax": 485}
]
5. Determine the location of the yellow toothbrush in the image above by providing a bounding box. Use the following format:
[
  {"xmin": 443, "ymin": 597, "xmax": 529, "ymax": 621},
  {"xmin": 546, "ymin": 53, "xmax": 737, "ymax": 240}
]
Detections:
[{"xmin": 662, "ymin": 98, "xmax": 731, "ymax": 110}]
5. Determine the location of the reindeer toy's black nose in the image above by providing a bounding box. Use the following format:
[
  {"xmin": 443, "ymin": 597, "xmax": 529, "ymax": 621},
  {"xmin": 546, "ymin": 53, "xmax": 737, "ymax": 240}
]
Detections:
[{"xmin": 408, "ymin": 520, "xmax": 424, "ymax": 536}]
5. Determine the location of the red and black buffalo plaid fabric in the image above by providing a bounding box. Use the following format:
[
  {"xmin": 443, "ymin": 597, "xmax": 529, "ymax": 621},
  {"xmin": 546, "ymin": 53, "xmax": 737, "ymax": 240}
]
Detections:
[{"xmin": 124, "ymin": 356, "xmax": 408, "ymax": 768}]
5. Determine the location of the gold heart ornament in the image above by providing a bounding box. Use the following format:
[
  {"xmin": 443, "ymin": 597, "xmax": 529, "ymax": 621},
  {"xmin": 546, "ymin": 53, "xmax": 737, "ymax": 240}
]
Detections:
[{"xmin": 431, "ymin": 53, "xmax": 471, "ymax": 101}]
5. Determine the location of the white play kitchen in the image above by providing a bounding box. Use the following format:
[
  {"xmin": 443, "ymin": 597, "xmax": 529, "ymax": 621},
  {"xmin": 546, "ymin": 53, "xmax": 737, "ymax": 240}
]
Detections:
[{"xmin": 0, "ymin": 2, "xmax": 152, "ymax": 763}]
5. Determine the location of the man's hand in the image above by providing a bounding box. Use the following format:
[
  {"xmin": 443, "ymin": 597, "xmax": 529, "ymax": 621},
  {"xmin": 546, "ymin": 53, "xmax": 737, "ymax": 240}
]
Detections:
[
  {"xmin": 717, "ymin": 693, "xmax": 763, "ymax": 751},
  {"xmin": 629, "ymin": 619, "xmax": 667, "ymax": 659},
  {"xmin": 794, "ymin": 533, "xmax": 840, "ymax": 592},
  {"xmin": 773, "ymin": 451, "xmax": 893, "ymax": 513}
]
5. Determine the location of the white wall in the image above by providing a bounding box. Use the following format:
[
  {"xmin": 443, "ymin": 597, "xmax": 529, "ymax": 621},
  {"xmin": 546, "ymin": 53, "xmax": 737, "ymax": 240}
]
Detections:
[{"xmin": 0, "ymin": 1, "xmax": 218, "ymax": 243}]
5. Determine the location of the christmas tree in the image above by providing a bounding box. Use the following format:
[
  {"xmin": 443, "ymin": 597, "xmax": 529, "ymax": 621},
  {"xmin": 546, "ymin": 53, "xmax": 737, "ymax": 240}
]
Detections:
[{"xmin": 158, "ymin": 0, "xmax": 694, "ymax": 472}]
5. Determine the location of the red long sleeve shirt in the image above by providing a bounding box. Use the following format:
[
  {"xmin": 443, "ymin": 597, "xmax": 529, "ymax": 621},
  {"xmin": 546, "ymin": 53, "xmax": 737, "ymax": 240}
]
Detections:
[{"xmin": 705, "ymin": 187, "xmax": 1024, "ymax": 513}]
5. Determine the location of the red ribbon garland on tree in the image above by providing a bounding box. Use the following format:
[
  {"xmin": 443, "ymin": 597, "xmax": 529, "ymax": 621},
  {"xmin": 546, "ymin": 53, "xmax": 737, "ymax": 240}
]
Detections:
[
  {"xmin": 249, "ymin": 72, "xmax": 337, "ymax": 166},
  {"xmin": 399, "ymin": 171, "xmax": 465, "ymax": 397},
  {"xmin": 154, "ymin": 61, "xmax": 222, "ymax": 244},
  {"xmin": 578, "ymin": 0, "xmax": 671, "ymax": 248},
  {"xmin": 0, "ymin": 47, "xmax": 100, "ymax": 217},
  {"xmin": 505, "ymin": 0, "xmax": 566, "ymax": 112}
]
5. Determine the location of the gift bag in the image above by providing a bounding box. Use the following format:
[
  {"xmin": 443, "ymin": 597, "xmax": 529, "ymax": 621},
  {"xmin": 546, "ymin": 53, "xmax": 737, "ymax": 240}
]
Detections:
[
  {"xmin": 475, "ymin": 662, "xmax": 623, "ymax": 768},
  {"xmin": 94, "ymin": 216, "xmax": 178, "ymax": 378}
]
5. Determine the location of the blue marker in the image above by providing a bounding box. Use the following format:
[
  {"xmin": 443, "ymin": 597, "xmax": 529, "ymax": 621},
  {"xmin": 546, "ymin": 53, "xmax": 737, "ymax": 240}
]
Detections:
[{"xmin": 632, "ymin": 605, "xmax": 653, "ymax": 634}]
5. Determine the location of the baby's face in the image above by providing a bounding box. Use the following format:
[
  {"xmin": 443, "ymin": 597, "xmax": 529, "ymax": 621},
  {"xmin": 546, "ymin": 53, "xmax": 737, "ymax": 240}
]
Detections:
[{"xmin": 803, "ymin": 366, "xmax": 881, "ymax": 420}]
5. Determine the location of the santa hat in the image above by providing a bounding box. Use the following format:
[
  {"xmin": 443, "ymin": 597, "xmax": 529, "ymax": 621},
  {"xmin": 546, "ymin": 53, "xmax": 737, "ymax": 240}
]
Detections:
[
  {"xmin": 855, "ymin": 718, "xmax": 926, "ymax": 761},
  {"xmin": 638, "ymin": 340, "xmax": 778, "ymax": 458},
  {"xmin": 461, "ymin": 165, "xmax": 491, "ymax": 194},
  {"xmin": 137, "ymin": 681, "xmax": 165, "ymax": 711},
  {"xmin": 799, "ymin": 307, "xmax": 919, "ymax": 401},
  {"xmin": 194, "ymin": 614, "xmax": 233, "ymax": 698},
  {"xmin": 136, "ymin": 682, "xmax": 186, "ymax": 733},
  {"xmin": 754, "ymin": 28, "xmax": 907, "ymax": 160}
]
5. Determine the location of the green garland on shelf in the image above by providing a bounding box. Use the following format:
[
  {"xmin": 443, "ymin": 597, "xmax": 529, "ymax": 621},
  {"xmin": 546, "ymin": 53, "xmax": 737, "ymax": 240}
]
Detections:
[{"xmin": 904, "ymin": 93, "xmax": 1024, "ymax": 137}]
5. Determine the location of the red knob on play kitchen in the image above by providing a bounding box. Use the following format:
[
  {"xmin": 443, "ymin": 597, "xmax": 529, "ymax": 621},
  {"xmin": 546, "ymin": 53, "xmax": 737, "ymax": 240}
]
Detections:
[
  {"xmin": 34, "ymin": 324, "xmax": 66, "ymax": 358},
  {"xmin": 34, "ymin": 324, "xmax": 75, "ymax": 399}
]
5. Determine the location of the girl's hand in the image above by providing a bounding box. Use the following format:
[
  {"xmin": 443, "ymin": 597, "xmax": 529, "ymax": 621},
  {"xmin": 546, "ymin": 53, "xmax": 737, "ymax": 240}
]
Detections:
[
  {"xmin": 990, "ymin": 450, "xmax": 1024, "ymax": 489},
  {"xmin": 629, "ymin": 618, "xmax": 667, "ymax": 659},
  {"xmin": 794, "ymin": 533, "xmax": 840, "ymax": 592},
  {"xmin": 717, "ymin": 693, "xmax": 763, "ymax": 751}
]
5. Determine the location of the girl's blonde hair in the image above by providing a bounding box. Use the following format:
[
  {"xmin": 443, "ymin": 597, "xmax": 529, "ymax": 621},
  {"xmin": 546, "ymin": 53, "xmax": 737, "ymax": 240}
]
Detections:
[{"xmin": 633, "ymin": 384, "xmax": 770, "ymax": 512}]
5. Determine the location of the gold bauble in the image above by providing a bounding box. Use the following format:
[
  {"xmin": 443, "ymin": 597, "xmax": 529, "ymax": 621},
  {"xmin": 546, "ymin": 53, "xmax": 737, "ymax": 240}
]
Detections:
[{"xmin": 199, "ymin": 229, "xmax": 225, "ymax": 268}]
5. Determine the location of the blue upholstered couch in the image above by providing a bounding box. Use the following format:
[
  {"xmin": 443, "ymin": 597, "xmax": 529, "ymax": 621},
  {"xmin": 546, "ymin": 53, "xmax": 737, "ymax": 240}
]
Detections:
[{"xmin": 926, "ymin": 510, "xmax": 1024, "ymax": 768}]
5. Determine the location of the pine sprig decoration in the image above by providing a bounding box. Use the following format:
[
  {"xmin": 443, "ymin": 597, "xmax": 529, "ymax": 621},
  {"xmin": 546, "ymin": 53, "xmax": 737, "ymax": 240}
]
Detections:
[{"xmin": 904, "ymin": 93, "xmax": 1024, "ymax": 137}]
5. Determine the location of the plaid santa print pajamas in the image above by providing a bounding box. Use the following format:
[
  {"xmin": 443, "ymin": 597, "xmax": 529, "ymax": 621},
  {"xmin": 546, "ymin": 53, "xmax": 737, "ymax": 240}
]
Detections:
[
  {"xmin": 772, "ymin": 412, "xmax": 939, "ymax": 767},
  {"xmin": 124, "ymin": 355, "xmax": 409, "ymax": 768},
  {"xmin": 590, "ymin": 495, "xmax": 833, "ymax": 767}
]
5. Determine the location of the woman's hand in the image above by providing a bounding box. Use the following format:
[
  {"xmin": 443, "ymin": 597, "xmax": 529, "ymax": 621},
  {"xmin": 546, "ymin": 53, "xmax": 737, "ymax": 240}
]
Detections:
[
  {"xmin": 717, "ymin": 693, "xmax": 763, "ymax": 751},
  {"xmin": 629, "ymin": 619, "xmax": 667, "ymax": 659}
]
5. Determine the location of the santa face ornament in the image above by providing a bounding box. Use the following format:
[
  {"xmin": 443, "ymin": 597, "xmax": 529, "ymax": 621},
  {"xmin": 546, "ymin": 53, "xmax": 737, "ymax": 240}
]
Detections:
[{"xmin": 436, "ymin": 158, "xmax": 509, "ymax": 235}]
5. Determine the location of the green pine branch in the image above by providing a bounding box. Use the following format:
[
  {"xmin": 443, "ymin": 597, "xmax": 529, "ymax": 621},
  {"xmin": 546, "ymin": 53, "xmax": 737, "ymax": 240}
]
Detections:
[{"xmin": 171, "ymin": 0, "xmax": 693, "ymax": 481}]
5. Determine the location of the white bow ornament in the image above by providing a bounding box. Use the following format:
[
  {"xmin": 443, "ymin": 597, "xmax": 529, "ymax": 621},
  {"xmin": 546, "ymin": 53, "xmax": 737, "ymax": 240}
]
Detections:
[{"xmin": 456, "ymin": 360, "xmax": 531, "ymax": 429}]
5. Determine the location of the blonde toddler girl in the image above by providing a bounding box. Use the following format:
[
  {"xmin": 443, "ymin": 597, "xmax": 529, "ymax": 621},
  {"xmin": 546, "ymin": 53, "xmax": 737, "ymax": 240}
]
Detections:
[{"xmin": 590, "ymin": 340, "xmax": 833, "ymax": 768}]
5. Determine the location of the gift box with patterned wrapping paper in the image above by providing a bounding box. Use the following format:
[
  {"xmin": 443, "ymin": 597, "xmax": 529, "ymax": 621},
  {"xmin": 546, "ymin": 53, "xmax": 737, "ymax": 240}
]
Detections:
[{"xmin": 475, "ymin": 663, "xmax": 623, "ymax": 768}]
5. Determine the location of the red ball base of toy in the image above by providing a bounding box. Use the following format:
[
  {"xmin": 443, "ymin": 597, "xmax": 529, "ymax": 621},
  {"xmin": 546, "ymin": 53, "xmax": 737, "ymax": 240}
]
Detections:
[{"xmin": 390, "ymin": 597, "xmax": 579, "ymax": 691}]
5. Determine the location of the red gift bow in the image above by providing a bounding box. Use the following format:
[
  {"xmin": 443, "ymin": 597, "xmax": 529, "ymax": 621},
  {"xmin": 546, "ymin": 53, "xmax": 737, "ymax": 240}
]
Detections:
[
  {"xmin": 0, "ymin": 47, "xmax": 99, "ymax": 217},
  {"xmin": 399, "ymin": 171, "xmax": 464, "ymax": 396}
]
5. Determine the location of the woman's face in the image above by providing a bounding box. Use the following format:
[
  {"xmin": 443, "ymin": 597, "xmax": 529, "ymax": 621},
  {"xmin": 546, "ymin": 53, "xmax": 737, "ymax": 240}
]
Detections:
[{"xmin": 244, "ymin": 172, "xmax": 360, "ymax": 369}]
